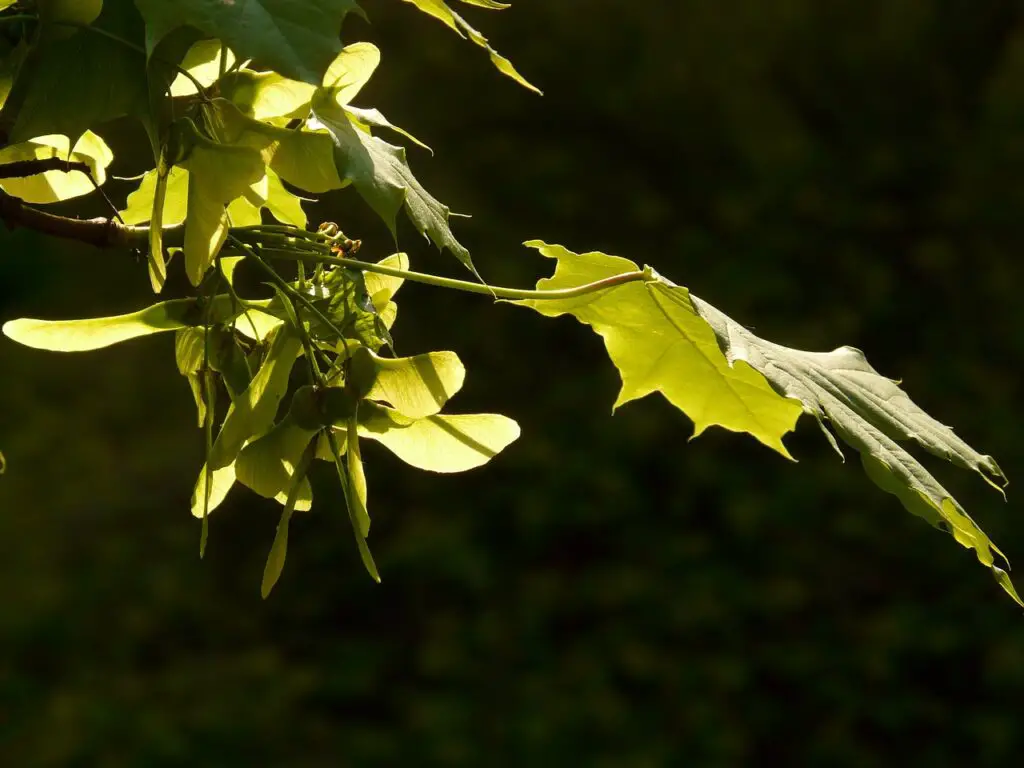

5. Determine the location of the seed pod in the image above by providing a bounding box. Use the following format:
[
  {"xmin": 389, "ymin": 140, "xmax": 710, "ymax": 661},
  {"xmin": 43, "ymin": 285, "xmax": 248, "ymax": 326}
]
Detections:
[
  {"xmin": 289, "ymin": 385, "xmax": 323, "ymax": 431},
  {"xmin": 345, "ymin": 346, "xmax": 379, "ymax": 400}
]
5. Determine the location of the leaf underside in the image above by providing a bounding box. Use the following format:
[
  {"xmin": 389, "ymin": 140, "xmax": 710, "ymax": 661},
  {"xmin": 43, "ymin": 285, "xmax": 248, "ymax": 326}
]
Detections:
[
  {"xmin": 516, "ymin": 241, "xmax": 1019, "ymax": 606},
  {"xmin": 311, "ymin": 95, "xmax": 479, "ymax": 278}
]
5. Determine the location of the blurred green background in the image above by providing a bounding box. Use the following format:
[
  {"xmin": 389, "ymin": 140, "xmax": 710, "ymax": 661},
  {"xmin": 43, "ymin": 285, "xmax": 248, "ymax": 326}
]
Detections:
[{"xmin": 3, "ymin": 0, "xmax": 1024, "ymax": 764}]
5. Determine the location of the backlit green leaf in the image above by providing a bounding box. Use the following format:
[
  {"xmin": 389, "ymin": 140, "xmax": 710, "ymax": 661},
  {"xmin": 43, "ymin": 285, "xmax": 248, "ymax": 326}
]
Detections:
[
  {"xmin": 346, "ymin": 413, "xmax": 371, "ymax": 537},
  {"xmin": 219, "ymin": 41, "xmax": 379, "ymax": 123},
  {"xmin": 208, "ymin": 327, "xmax": 303, "ymax": 470},
  {"xmin": 517, "ymin": 240, "xmax": 1017, "ymax": 605},
  {"xmin": 270, "ymin": 126, "xmax": 346, "ymax": 193},
  {"xmin": 220, "ymin": 69, "xmax": 315, "ymax": 121},
  {"xmin": 395, "ymin": 0, "xmax": 539, "ymax": 93},
  {"xmin": 233, "ymin": 310, "xmax": 283, "ymax": 343},
  {"xmin": 261, "ymin": 503, "xmax": 292, "ymax": 598},
  {"xmin": 203, "ymin": 98, "xmax": 345, "ymax": 193},
  {"xmin": 365, "ymin": 350, "xmax": 465, "ymax": 418},
  {"xmin": 226, "ymin": 195, "xmax": 262, "ymax": 227},
  {"xmin": 315, "ymin": 266, "xmax": 390, "ymax": 349},
  {"xmin": 170, "ymin": 39, "xmax": 235, "ymax": 97},
  {"xmin": 260, "ymin": 440, "xmax": 316, "ymax": 598},
  {"xmin": 324, "ymin": 428, "xmax": 379, "ymax": 582},
  {"xmin": 181, "ymin": 133, "xmax": 265, "ymax": 285},
  {"xmin": 38, "ymin": 0, "xmax": 103, "ymax": 27},
  {"xmin": 364, "ymin": 252, "xmax": 410, "ymax": 326},
  {"xmin": 175, "ymin": 327, "xmax": 215, "ymax": 426},
  {"xmin": 174, "ymin": 327, "xmax": 207, "ymax": 375},
  {"xmin": 515, "ymin": 241, "xmax": 802, "ymax": 456},
  {"xmin": 120, "ymin": 165, "xmax": 189, "ymax": 226},
  {"xmin": 236, "ymin": 415, "xmax": 316, "ymax": 511},
  {"xmin": 147, "ymin": 154, "xmax": 170, "ymax": 292},
  {"xmin": 356, "ymin": 402, "xmax": 520, "ymax": 473},
  {"xmin": 135, "ymin": 0, "xmax": 361, "ymax": 84},
  {"xmin": 347, "ymin": 106, "xmax": 433, "ymax": 153},
  {"xmin": 229, "ymin": 170, "xmax": 310, "ymax": 227},
  {"xmin": 2, "ymin": 295, "xmax": 239, "ymax": 351},
  {"xmin": 181, "ymin": 370, "xmax": 215, "ymax": 428},
  {"xmin": 264, "ymin": 168, "xmax": 308, "ymax": 227},
  {"xmin": 322, "ymin": 42, "xmax": 380, "ymax": 106},
  {"xmin": 0, "ymin": 131, "xmax": 112, "ymax": 203},
  {"xmin": 190, "ymin": 461, "xmax": 236, "ymax": 518}
]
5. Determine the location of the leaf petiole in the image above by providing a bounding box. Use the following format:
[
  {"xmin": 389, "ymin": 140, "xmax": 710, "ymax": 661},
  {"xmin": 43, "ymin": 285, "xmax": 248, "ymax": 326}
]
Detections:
[{"xmin": 261, "ymin": 248, "xmax": 648, "ymax": 301}]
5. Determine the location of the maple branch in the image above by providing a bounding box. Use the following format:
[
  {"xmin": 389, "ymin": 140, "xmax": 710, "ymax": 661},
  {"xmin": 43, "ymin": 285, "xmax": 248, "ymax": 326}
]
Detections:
[
  {"xmin": 0, "ymin": 194, "xmax": 641, "ymax": 303},
  {"xmin": 0, "ymin": 187, "xmax": 180, "ymax": 249}
]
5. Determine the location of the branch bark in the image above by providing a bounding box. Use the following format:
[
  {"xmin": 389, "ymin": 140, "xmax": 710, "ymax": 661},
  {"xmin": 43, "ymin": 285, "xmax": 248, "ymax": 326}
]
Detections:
[{"xmin": 0, "ymin": 184, "xmax": 182, "ymax": 250}]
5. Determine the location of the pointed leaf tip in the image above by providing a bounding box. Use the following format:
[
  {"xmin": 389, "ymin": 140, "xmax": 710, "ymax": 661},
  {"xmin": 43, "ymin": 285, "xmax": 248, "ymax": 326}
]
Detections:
[
  {"xmin": 260, "ymin": 441, "xmax": 316, "ymax": 597},
  {"xmin": 993, "ymin": 566, "xmax": 1024, "ymax": 609},
  {"xmin": 397, "ymin": 0, "xmax": 539, "ymax": 92}
]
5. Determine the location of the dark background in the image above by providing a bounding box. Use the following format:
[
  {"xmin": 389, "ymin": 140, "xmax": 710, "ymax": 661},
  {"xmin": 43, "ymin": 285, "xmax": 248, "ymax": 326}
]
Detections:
[{"xmin": 3, "ymin": 0, "xmax": 1024, "ymax": 764}]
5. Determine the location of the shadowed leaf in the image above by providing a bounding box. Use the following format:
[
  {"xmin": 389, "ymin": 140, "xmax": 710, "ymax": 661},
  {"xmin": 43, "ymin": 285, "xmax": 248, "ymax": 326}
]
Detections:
[
  {"xmin": 312, "ymin": 95, "xmax": 476, "ymax": 276},
  {"xmin": 135, "ymin": 0, "xmax": 361, "ymax": 84}
]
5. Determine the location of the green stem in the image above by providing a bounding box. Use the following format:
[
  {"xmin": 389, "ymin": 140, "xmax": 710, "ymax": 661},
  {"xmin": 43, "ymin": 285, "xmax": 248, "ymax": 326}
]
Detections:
[
  {"xmin": 233, "ymin": 229, "xmax": 331, "ymax": 252},
  {"xmin": 199, "ymin": 276, "xmax": 219, "ymax": 559},
  {"xmin": 260, "ymin": 249, "xmax": 649, "ymax": 301},
  {"xmin": 226, "ymin": 234, "xmax": 349, "ymax": 345},
  {"xmin": 236, "ymin": 224, "xmax": 334, "ymax": 241}
]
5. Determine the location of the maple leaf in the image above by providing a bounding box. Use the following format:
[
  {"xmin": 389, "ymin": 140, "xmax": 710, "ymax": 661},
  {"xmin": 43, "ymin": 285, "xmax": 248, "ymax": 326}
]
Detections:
[{"xmin": 516, "ymin": 241, "xmax": 1019, "ymax": 605}]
